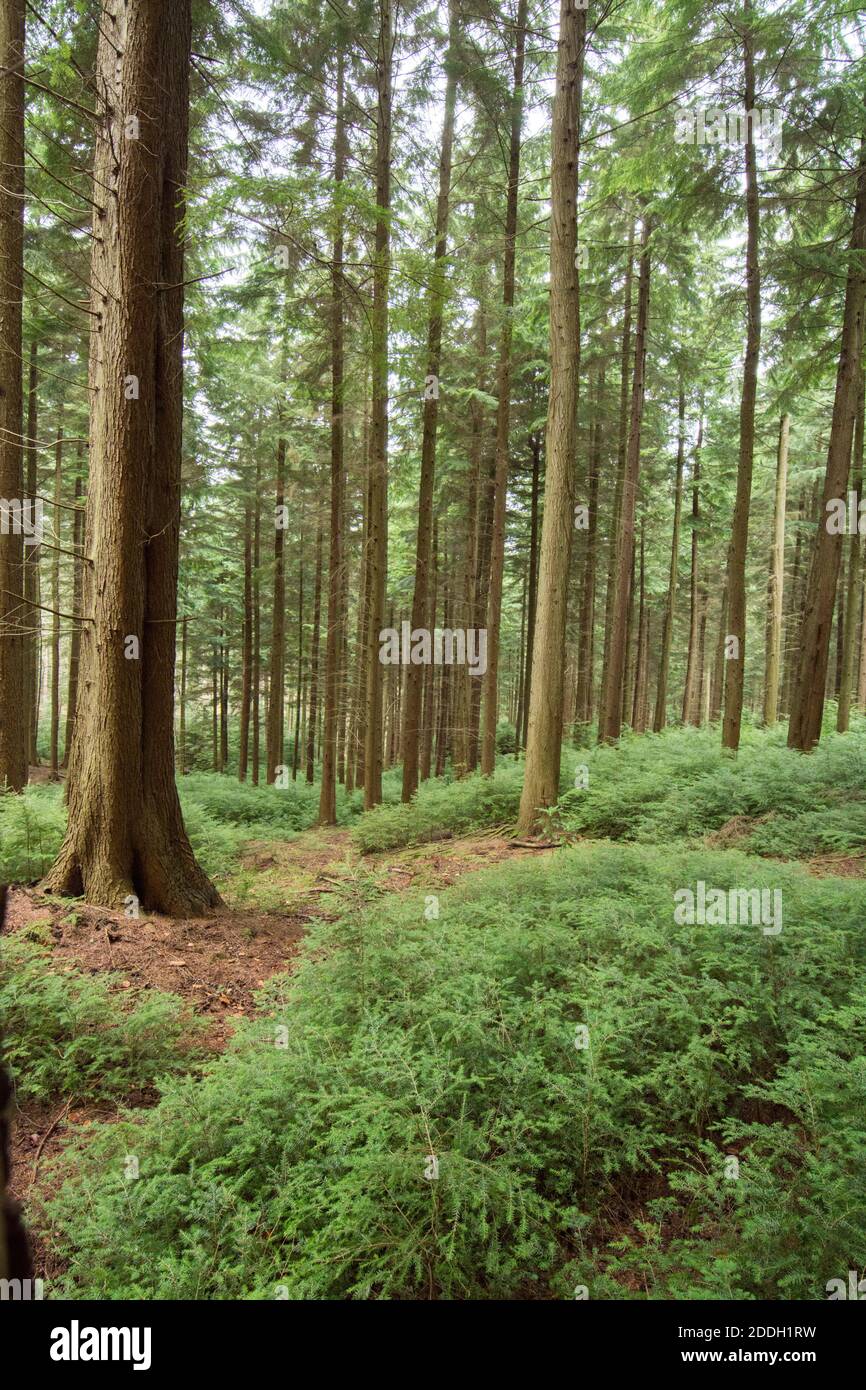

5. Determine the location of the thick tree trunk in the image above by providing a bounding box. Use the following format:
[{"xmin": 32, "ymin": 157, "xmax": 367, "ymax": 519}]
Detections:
[
  {"xmin": 481, "ymin": 0, "xmax": 529, "ymax": 775},
  {"xmin": 363, "ymin": 0, "xmax": 392, "ymax": 809},
  {"xmin": 763, "ymin": 413, "xmax": 789, "ymax": 725},
  {"xmin": 722, "ymin": 11, "xmax": 762, "ymax": 751},
  {"xmin": 44, "ymin": 0, "xmax": 219, "ymax": 913},
  {"xmin": 653, "ymin": 386, "xmax": 685, "ymax": 731},
  {"xmin": 597, "ymin": 213, "xmax": 651, "ymax": 743},
  {"xmin": 517, "ymin": 0, "xmax": 586, "ymax": 832},
  {"xmin": 0, "ymin": 0, "xmax": 27, "ymax": 791},
  {"xmin": 789, "ymin": 140, "xmax": 866, "ymax": 750},
  {"xmin": 402, "ymin": 0, "xmax": 459, "ymax": 798}
]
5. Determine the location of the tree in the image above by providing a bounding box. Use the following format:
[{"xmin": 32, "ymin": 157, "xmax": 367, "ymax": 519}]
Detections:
[
  {"xmin": 0, "ymin": 0, "xmax": 27, "ymax": 793},
  {"xmin": 44, "ymin": 0, "xmax": 219, "ymax": 913},
  {"xmin": 517, "ymin": 0, "xmax": 585, "ymax": 833}
]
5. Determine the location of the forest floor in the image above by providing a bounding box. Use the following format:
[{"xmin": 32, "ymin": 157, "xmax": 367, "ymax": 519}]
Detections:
[{"xmin": 6, "ymin": 822, "xmax": 560, "ymax": 1279}]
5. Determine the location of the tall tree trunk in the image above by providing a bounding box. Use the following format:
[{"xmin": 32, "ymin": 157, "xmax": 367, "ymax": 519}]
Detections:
[
  {"xmin": 402, "ymin": 0, "xmax": 459, "ymax": 798},
  {"xmin": 420, "ymin": 516, "xmax": 438, "ymax": 781},
  {"xmin": 319, "ymin": 49, "xmax": 346, "ymax": 823},
  {"xmin": 597, "ymin": 213, "xmax": 651, "ymax": 743},
  {"xmin": 653, "ymin": 386, "xmax": 685, "ymax": 731},
  {"xmin": 521, "ymin": 430, "xmax": 542, "ymax": 748},
  {"xmin": 682, "ymin": 409, "xmax": 704, "ymax": 724},
  {"xmin": 363, "ymin": 0, "xmax": 393, "ymax": 810},
  {"xmin": 763, "ymin": 413, "xmax": 790, "ymax": 725},
  {"xmin": 178, "ymin": 614, "xmax": 187, "ymax": 775},
  {"xmin": 0, "ymin": 0, "xmax": 27, "ymax": 791},
  {"xmin": 789, "ymin": 140, "xmax": 866, "ymax": 750},
  {"xmin": 50, "ymin": 421, "xmax": 63, "ymax": 779},
  {"xmin": 252, "ymin": 458, "xmax": 261, "ymax": 785},
  {"xmin": 238, "ymin": 500, "xmax": 252, "ymax": 779},
  {"xmin": 722, "ymin": 10, "xmax": 762, "ymax": 751},
  {"xmin": 575, "ymin": 379, "xmax": 601, "ymax": 733},
  {"xmin": 292, "ymin": 549, "xmax": 305, "ymax": 780},
  {"xmin": 837, "ymin": 369, "xmax": 864, "ymax": 730},
  {"xmin": 306, "ymin": 521, "xmax": 323, "ymax": 783},
  {"xmin": 266, "ymin": 437, "xmax": 287, "ymax": 783},
  {"xmin": 517, "ymin": 0, "xmax": 586, "ymax": 831},
  {"xmin": 24, "ymin": 342, "xmax": 40, "ymax": 767},
  {"xmin": 599, "ymin": 215, "xmax": 635, "ymax": 731},
  {"xmin": 45, "ymin": 0, "xmax": 219, "ymax": 912},
  {"xmin": 481, "ymin": 0, "xmax": 529, "ymax": 775},
  {"xmin": 64, "ymin": 464, "xmax": 84, "ymax": 764},
  {"xmin": 632, "ymin": 522, "xmax": 649, "ymax": 732}
]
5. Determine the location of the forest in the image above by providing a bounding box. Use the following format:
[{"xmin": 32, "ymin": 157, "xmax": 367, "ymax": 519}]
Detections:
[{"xmin": 0, "ymin": 0, "xmax": 865, "ymax": 1312}]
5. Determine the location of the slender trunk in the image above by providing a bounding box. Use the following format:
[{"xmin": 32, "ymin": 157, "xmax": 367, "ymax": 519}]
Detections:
[
  {"xmin": 363, "ymin": 0, "xmax": 393, "ymax": 809},
  {"xmin": 24, "ymin": 341, "xmax": 40, "ymax": 766},
  {"xmin": 722, "ymin": 11, "xmax": 762, "ymax": 751},
  {"xmin": 653, "ymin": 386, "xmax": 685, "ymax": 731},
  {"xmin": 837, "ymin": 369, "xmax": 864, "ymax": 730},
  {"xmin": 710, "ymin": 583, "xmax": 728, "ymax": 722},
  {"xmin": 789, "ymin": 139, "xmax": 866, "ymax": 749},
  {"xmin": 306, "ymin": 521, "xmax": 323, "ymax": 783},
  {"xmin": 64, "ymin": 463, "xmax": 84, "ymax": 764},
  {"xmin": 763, "ymin": 413, "xmax": 790, "ymax": 725},
  {"xmin": 597, "ymin": 213, "xmax": 651, "ymax": 743},
  {"xmin": 50, "ymin": 420, "xmax": 63, "ymax": 780},
  {"xmin": 239, "ymin": 501, "xmax": 252, "ymax": 779},
  {"xmin": 575, "ymin": 381, "xmax": 601, "ymax": 732},
  {"xmin": 682, "ymin": 409, "xmax": 704, "ymax": 723},
  {"xmin": 402, "ymin": 0, "xmax": 460, "ymax": 797},
  {"xmin": 632, "ymin": 523, "xmax": 649, "ymax": 732},
  {"xmin": 319, "ymin": 50, "xmax": 346, "ymax": 822},
  {"xmin": 521, "ymin": 431, "xmax": 542, "ymax": 748},
  {"xmin": 252, "ymin": 458, "xmax": 261, "ymax": 785},
  {"xmin": 266, "ymin": 438, "xmax": 287, "ymax": 782},
  {"xmin": 518, "ymin": 0, "xmax": 586, "ymax": 831},
  {"xmin": 292, "ymin": 550, "xmax": 305, "ymax": 779},
  {"xmin": 178, "ymin": 614, "xmax": 187, "ymax": 776},
  {"xmin": 420, "ymin": 517, "xmax": 438, "ymax": 781}
]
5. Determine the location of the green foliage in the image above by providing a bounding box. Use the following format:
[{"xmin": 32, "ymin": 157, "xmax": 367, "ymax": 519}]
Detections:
[
  {"xmin": 0, "ymin": 937, "xmax": 205, "ymax": 1103},
  {"xmin": 43, "ymin": 840, "xmax": 866, "ymax": 1300},
  {"xmin": 496, "ymin": 720, "xmax": 517, "ymax": 754},
  {"xmin": 0, "ymin": 785, "xmax": 67, "ymax": 882},
  {"xmin": 350, "ymin": 760, "xmax": 529, "ymax": 852}
]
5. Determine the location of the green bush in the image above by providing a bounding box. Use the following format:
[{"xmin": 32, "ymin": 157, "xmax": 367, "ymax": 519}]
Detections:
[
  {"xmin": 0, "ymin": 936, "xmax": 205, "ymax": 1102},
  {"xmin": 43, "ymin": 842, "xmax": 866, "ymax": 1300},
  {"xmin": 350, "ymin": 760, "xmax": 531, "ymax": 852},
  {"xmin": 0, "ymin": 784, "xmax": 66, "ymax": 881}
]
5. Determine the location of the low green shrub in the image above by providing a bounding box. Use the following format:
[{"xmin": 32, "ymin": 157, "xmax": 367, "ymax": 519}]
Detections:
[
  {"xmin": 43, "ymin": 842, "xmax": 866, "ymax": 1300},
  {"xmin": 0, "ymin": 936, "xmax": 205, "ymax": 1102},
  {"xmin": 350, "ymin": 760, "xmax": 530, "ymax": 852}
]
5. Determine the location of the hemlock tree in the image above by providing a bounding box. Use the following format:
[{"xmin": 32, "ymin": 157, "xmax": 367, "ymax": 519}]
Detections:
[
  {"xmin": 517, "ymin": 0, "xmax": 585, "ymax": 833},
  {"xmin": 44, "ymin": 0, "xmax": 219, "ymax": 913},
  {"xmin": 0, "ymin": 0, "xmax": 27, "ymax": 794}
]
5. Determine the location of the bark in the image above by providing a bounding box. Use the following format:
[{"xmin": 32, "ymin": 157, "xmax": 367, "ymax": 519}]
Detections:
[
  {"xmin": 763, "ymin": 413, "xmax": 789, "ymax": 725},
  {"xmin": 319, "ymin": 49, "xmax": 346, "ymax": 823},
  {"xmin": 837, "ymin": 368, "xmax": 864, "ymax": 730},
  {"xmin": 252, "ymin": 457, "xmax": 262, "ymax": 785},
  {"xmin": 653, "ymin": 386, "xmax": 685, "ymax": 731},
  {"xmin": 597, "ymin": 213, "xmax": 651, "ymax": 742},
  {"xmin": 420, "ymin": 516, "xmax": 438, "ymax": 781},
  {"xmin": 599, "ymin": 215, "xmax": 635, "ymax": 731},
  {"xmin": 631, "ymin": 522, "xmax": 649, "ymax": 732},
  {"xmin": 517, "ymin": 0, "xmax": 586, "ymax": 831},
  {"xmin": 789, "ymin": 139, "xmax": 866, "ymax": 749},
  {"xmin": 306, "ymin": 521, "xmax": 323, "ymax": 783},
  {"xmin": 481, "ymin": 0, "xmax": 529, "ymax": 775},
  {"xmin": 682, "ymin": 409, "xmax": 704, "ymax": 724},
  {"xmin": 710, "ymin": 582, "xmax": 728, "ymax": 722},
  {"xmin": 64, "ymin": 464, "xmax": 84, "ymax": 763},
  {"xmin": 238, "ymin": 500, "xmax": 252, "ymax": 779},
  {"xmin": 266, "ymin": 437, "xmax": 287, "ymax": 782},
  {"xmin": 44, "ymin": 0, "xmax": 219, "ymax": 913},
  {"xmin": 363, "ymin": 0, "xmax": 393, "ymax": 809},
  {"xmin": 521, "ymin": 431, "xmax": 542, "ymax": 748},
  {"xmin": 0, "ymin": 0, "xmax": 27, "ymax": 791},
  {"xmin": 722, "ymin": 11, "xmax": 762, "ymax": 751},
  {"xmin": 575, "ymin": 379, "xmax": 601, "ymax": 732},
  {"xmin": 24, "ymin": 342, "xmax": 40, "ymax": 766},
  {"xmin": 402, "ymin": 0, "xmax": 459, "ymax": 798},
  {"xmin": 50, "ymin": 421, "xmax": 63, "ymax": 779}
]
